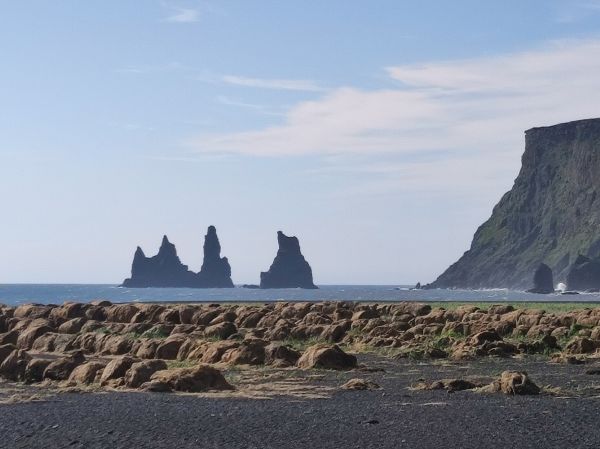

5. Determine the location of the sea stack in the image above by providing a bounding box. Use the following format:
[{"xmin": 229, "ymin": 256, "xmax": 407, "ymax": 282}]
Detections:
[
  {"xmin": 526, "ymin": 263, "xmax": 554, "ymax": 294},
  {"xmin": 197, "ymin": 226, "xmax": 234, "ymax": 288},
  {"xmin": 260, "ymin": 231, "xmax": 317, "ymax": 289},
  {"xmin": 121, "ymin": 226, "xmax": 234, "ymax": 288},
  {"xmin": 566, "ymin": 255, "xmax": 600, "ymax": 291},
  {"xmin": 428, "ymin": 118, "xmax": 600, "ymax": 289},
  {"xmin": 122, "ymin": 236, "xmax": 197, "ymax": 288}
]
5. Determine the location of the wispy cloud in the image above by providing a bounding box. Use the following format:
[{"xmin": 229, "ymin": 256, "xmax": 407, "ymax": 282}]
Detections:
[
  {"xmin": 222, "ymin": 75, "xmax": 326, "ymax": 92},
  {"xmin": 187, "ymin": 39, "xmax": 600, "ymax": 196},
  {"xmin": 216, "ymin": 96, "xmax": 284, "ymax": 116},
  {"xmin": 164, "ymin": 7, "xmax": 199, "ymax": 23}
]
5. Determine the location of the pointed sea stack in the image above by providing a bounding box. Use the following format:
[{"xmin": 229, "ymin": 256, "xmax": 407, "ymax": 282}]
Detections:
[
  {"xmin": 122, "ymin": 236, "xmax": 198, "ymax": 287},
  {"xmin": 526, "ymin": 263, "xmax": 554, "ymax": 294},
  {"xmin": 260, "ymin": 231, "xmax": 317, "ymax": 289},
  {"xmin": 197, "ymin": 226, "xmax": 234, "ymax": 288}
]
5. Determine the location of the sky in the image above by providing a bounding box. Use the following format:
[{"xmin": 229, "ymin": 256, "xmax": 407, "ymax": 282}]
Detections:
[{"xmin": 2, "ymin": 0, "xmax": 600, "ymax": 285}]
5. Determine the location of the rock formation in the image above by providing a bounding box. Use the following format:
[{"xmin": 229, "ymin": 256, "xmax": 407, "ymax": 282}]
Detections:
[
  {"xmin": 260, "ymin": 231, "xmax": 317, "ymax": 289},
  {"xmin": 122, "ymin": 236, "xmax": 198, "ymax": 288},
  {"xmin": 429, "ymin": 118, "xmax": 600, "ymax": 289},
  {"xmin": 527, "ymin": 263, "xmax": 554, "ymax": 294},
  {"xmin": 566, "ymin": 255, "xmax": 600, "ymax": 291},
  {"xmin": 197, "ymin": 226, "xmax": 234, "ymax": 288},
  {"xmin": 122, "ymin": 226, "xmax": 234, "ymax": 288}
]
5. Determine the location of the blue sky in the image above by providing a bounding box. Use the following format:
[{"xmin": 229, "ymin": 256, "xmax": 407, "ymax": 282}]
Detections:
[{"xmin": 2, "ymin": 1, "xmax": 600, "ymax": 284}]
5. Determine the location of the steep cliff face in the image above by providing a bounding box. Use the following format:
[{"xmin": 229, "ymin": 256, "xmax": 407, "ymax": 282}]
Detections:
[
  {"xmin": 429, "ymin": 118, "xmax": 600, "ymax": 289},
  {"xmin": 197, "ymin": 226, "xmax": 234, "ymax": 288},
  {"xmin": 260, "ymin": 231, "xmax": 317, "ymax": 289}
]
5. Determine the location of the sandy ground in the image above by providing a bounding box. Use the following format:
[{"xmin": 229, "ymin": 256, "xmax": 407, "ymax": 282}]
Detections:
[{"xmin": 2, "ymin": 354, "xmax": 600, "ymax": 448}]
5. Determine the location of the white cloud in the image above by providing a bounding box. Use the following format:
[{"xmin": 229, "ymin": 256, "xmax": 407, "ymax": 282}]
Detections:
[
  {"xmin": 222, "ymin": 75, "xmax": 325, "ymax": 92},
  {"xmin": 191, "ymin": 40, "xmax": 599, "ymax": 158},
  {"xmin": 165, "ymin": 7, "xmax": 199, "ymax": 23},
  {"xmin": 185, "ymin": 39, "xmax": 600, "ymax": 199}
]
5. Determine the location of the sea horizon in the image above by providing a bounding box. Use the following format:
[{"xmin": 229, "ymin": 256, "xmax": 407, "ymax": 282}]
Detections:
[{"xmin": 2, "ymin": 283, "xmax": 600, "ymax": 307}]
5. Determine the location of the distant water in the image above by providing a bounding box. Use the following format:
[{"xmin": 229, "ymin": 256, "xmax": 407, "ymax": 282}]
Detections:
[{"xmin": 1, "ymin": 284, "xmax": 600, "ymax": 306}]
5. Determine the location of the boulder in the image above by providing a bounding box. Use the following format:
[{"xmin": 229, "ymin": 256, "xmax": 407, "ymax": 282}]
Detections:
[
  {"xmin": 58, "ymin": 317, "xmax": 87, "ymax": 334},
  {"xmin": 100, "ymin": 356, "xmax": 140, "ymax": 385},
  {"xmin": 124, "ymin": 360, "xmax": 168, "ymax": 388},
  {"xmin": 264, "ymin": 343, "xmax": 301, "ymax": 367},
  {"xmin": 24, "ymin": 358, "xmax": 53, "ymax": 383},
  {"xmin": 297, "ymin": 344, "xmax": 357, "ymax": 370},
  {"xmin": 220, "ymin": 340, "xmax": 266, "ymax": 365},
  {"xmin": 150, "ymin": 365, "xmax": 233, "ymax": 392},
  {"xmin": 43, "ymin": 351, "xmax": 86, "ymax": 381},
  {"xmin": 204, "ymin": 322, "xmax": 237, "ymax": 340},
  {"xmin": 0, "ymin": 349, "xmax": 32, "ymax": 381},
  {"xmin": 106, "ymin": 304, "xmax": 139, "ymax": 323},
  {"xmin": 0, "ymin": 343, "xmax": 17, "ymax": 365},
  {"xmin": 492, "ymin": 371, "xmax": 540, "ymax": 395},
  {"xmin": 67, "ymin": 361, "xmax": 107, "ymax": 385},
  {"xmin": 155, "ymin": 336, "xmax": 187, "ymax": 360},
  {"xmin": 16, "ymin": 324, "xmax": 53, "ymax": 350}
]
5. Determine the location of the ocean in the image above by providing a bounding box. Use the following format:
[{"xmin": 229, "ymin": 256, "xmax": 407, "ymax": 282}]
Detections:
[{"xmin": 0, "ymin": 284, "xmax": 599, "ymax": 306}]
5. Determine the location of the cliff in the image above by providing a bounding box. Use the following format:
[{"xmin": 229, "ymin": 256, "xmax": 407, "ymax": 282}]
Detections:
[
  {"xmin": 429, "ymin": 118, "xmax": 600, "ymax": 289},
  {"xmin": 260, "ymin": 231, "xmax": 317, "ymax": 289}
]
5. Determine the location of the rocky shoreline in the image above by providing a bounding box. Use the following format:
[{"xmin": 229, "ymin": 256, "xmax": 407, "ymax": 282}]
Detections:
[
  {"xmin": 1, "ymin": 300, "xmax": 600, "ymax": 394},
  {"xmin": 3, "ymin": 300, "xmax": 600, "ymax": 447}
]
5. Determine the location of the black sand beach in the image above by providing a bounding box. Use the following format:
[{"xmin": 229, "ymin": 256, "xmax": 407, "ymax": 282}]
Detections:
[{"xmin": 2, "ymin": 354, "xmax": 600, "ymax": 449}]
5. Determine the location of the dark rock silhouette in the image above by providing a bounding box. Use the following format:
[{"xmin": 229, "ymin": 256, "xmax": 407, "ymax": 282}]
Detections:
[
  {"xmin": 567, "ymin": 255, "xmax": 600, "ymax": 291},
  {"xmin": 122, "ymin": 227, "xmax": 234, "ymax": 288},
  {"xmin": 260, "ymin": 231, "xmax": 317, "ymax": 289},
  {"xmin": 197, "ymin": 226, "xmax": 234, "ymax": 288},
  {"xmin": 122, "ymin": 236, "xmax": 197, "ymax": 288},
  {"xmin": 527, "ymin": 263, "xmax": 554, "ymax": 294},
  {"xmin": 428, "ymin": 118, "xmax": 600, "ymax": 289}
]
